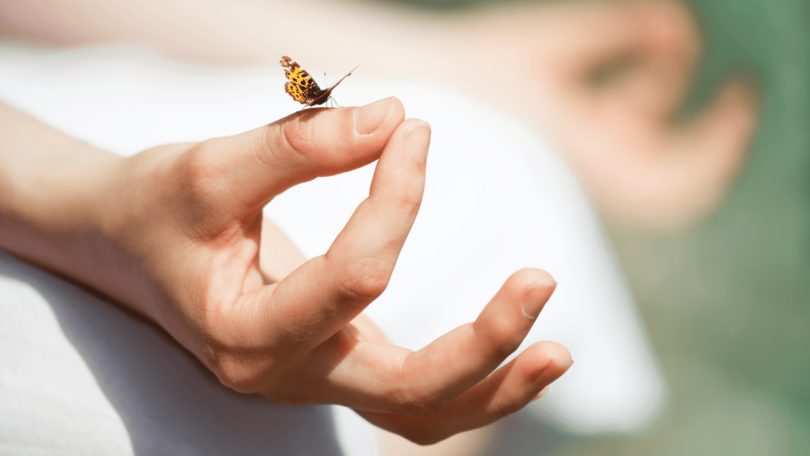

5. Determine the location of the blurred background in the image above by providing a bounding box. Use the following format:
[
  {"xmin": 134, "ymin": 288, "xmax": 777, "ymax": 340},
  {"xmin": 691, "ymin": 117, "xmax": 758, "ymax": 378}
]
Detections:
[
  {"xmin": 400, "ymin": 0, "xmax": 810, "ymax": 451},
  {"xmin": 508, "ymin": 0, "xmax": 809, "ymax": 454},
  {"xmin": 381, "ymin": 0, "xmax": 809, "ymax": 453},
  {"xmin": 588, "ymin": 0, "xmax": 810, "ymax": 455},
  {"xmin": 1, "ymin": 0, "xmax": 808, "ymax": 454}
]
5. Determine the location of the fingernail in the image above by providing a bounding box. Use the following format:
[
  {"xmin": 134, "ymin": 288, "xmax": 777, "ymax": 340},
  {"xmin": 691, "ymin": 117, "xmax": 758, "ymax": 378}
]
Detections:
[
  {"xmin": 405, "ymin": 121, "xmax": 431, "ymax": 162},
  {"xmin": 354, "ymin": 98, "xmax": 393, "ymax": 136},
  {"xmin": 532, "ymin": 360, "xmax": 573, "ymax": 391},
  {"xmin": 520, "ymin": 280, "xmax": 557, "ymax": 320},
  {"xmin": 553, "ymin": 359, "xmax": 574, "ymax": 368}
]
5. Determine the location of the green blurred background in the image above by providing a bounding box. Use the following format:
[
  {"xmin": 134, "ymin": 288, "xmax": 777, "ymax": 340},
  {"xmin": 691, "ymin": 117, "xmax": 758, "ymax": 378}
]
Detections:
[
  {"xmin": 591, "ymin": 0, "xmax": 810, "ymax": 454},
  {"xmin": 577, "ymin": 0, "xmax": 810, "ymax": 454},
  {"xmin": 382, "ymin": 0, "xmax": 810, "ymax": 453}
]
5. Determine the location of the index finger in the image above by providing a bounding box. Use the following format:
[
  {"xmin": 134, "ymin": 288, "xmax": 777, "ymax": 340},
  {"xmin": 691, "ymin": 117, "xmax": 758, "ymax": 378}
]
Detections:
[{"xmin": 258, "ymin": 118, "xmax": 431, "ymax": 354}]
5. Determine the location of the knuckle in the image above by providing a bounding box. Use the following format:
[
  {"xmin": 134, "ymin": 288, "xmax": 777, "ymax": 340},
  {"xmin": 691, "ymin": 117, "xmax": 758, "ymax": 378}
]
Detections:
[
  {"xmin": 396, "ymin": 389, "xmax": 449, "ymax": 418},
  {"xmin": 181, "ymin": 140, "xmax": 229, "ymax": 197},
  {"xmin": 399, "ymin": 400, "xmax": 439, "ymax": 418},
  {"xmin": 478, "ymin": 317, "xmax": 522, "ymax": 358},
  {"xmin": 335, "ymin": 258, "xmax": 393, "ymax": 308},
  {"xmin": 173, "ymin": 142, "xmax": 233, "ymax": 230},
  {"xmin": 271, "ymin": 118, "xmax": 317, "ymax": 163},
  {"xmin": 214, "ymin": 358, "xmax": 263, "ymax": 393},
  {"xmin": 490, "ymin": 398, "xmax": 521, "ymax": 420},
  {"xmin": 390, "ymin": 191, "xmax": 422, "ymax": 220},
  {"xmin": 197, "ymin": 318, "xmax": 277, "ymax": 394}
]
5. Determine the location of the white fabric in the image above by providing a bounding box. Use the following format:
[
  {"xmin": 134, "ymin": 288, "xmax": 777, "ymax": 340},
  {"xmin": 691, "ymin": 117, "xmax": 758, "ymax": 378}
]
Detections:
[
  {"xmin": 0, "ymin": 251, "xmax": 342, "ymax": 456},
  {"xmin": 0, "ymin": 43, "xmax": 665, "ymax": 455}
]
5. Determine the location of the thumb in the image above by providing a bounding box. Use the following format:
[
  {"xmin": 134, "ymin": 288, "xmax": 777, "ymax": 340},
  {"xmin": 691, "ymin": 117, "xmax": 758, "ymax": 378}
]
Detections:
[
  {"xmin": 613, "ymin": 78, "xmax": 759, "ymax": 230},
  {"xmin": 197, "ymin": 97, "xmax": 405, "ymax": 211},
  {"xmin": 675, "ymin": 79, "xmax": 760, "ymax": 216},
  {"xmin": 597, "ymin": 0, "xmax": 699, "ymax": 119}
]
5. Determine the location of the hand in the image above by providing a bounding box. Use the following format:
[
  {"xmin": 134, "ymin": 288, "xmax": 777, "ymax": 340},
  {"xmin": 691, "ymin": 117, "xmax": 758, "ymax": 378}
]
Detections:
[
  {"xmin": 0, "ymin": 98, "xmax": 571, "ymax": 444},
  {"xmin": 454, "ymin": 0, "xmax": 759, "ymax": 229}
]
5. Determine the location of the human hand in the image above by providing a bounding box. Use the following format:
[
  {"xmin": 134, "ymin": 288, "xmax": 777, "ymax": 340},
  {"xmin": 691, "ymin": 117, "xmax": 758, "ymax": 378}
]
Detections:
[
  {"xmin": 3, "ymin": 98, "xmax": 571, "ymax": 443},
  {"xmin": 454, "ymin": 0, "xmax": 759, "ymax": 230}
]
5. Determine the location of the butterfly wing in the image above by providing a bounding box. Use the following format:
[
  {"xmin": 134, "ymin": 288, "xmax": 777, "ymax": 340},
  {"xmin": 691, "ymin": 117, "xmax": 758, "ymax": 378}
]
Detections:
[
  {"xmin": 284, "ymin": 81, "xmax": 307, "ymax": 104},
  {"xmin": 281, "ymin": 56, "xmax": 323, "ymax": 105}
]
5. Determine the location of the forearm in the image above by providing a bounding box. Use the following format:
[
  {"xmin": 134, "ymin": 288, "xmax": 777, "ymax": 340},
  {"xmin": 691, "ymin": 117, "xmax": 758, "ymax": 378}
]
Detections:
[
  {"xmin": 0, "ymin": 102, "xmax": 115, "ymax": 217},
  {"xmin": 0, "ymin": 102, "xmax": 146, "ymax": 311},
  {"xmin": 0, "ymin": 0, "xmax": 459, "ymax": 75},
  {"xmin": 0, "ymin": 101, "xmax": 305, "ymax": 323}
]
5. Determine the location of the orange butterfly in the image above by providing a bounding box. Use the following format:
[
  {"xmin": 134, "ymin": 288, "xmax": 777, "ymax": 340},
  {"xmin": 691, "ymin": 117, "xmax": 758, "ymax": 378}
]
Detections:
[{"xmin": 280, "ymin": 56, "xmax": 359, "ymax": 107}]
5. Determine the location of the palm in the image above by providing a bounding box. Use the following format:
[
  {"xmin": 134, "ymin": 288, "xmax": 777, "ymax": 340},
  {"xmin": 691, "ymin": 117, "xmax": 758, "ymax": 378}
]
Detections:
[{"xmin": 103, "ymin": 100, "xmax": 571, "ymax": 445}]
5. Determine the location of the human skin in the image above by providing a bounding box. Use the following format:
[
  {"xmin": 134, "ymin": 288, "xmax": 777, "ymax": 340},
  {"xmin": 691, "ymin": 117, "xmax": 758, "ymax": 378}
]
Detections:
[
  {"xmin": 0, "ymin": 98, "xmax": 572, "ymax": 444},
  {"xmin": 454, "ymin": 1, "xmax": 760, "ymax": 230},
  {"xmin": 0, "ymin": 0, "xmax": 759, "ymax": 230}
]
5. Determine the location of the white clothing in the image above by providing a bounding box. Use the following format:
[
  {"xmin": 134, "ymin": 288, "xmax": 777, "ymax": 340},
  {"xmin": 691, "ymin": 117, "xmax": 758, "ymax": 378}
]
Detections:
[{"xmin": 0, "ymin": 43, "xmax": 664, "ymax": 455}]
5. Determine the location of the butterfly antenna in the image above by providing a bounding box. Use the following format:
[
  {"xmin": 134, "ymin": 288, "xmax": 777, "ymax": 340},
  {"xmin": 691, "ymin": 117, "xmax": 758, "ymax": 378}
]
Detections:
[
  {"xmin": 324, "ymin": 72, "xmax": 332, "ymax": 108},
  {"xmin": 328, "ymin": 64, "xmax": 360, "ymax": 90}
]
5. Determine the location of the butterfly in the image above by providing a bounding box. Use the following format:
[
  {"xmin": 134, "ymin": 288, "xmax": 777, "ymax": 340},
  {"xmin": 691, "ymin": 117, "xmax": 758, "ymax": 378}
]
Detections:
[{"xmin": 280, "ymin": 56, "xmax": 359, "ymax": 107}]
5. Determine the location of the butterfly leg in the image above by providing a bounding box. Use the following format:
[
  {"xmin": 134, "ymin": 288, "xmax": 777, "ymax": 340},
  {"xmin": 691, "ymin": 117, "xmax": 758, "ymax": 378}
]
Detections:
[{"xmin": 330, "ymin": 97, "xmax": 344, "ymax": 108}]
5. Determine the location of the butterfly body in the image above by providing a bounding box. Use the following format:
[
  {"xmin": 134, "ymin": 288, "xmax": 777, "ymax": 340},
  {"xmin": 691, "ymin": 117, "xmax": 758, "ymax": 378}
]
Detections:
[{"xmin": 280, "ymin": 56, "xmax": 358, "ymax": 106}]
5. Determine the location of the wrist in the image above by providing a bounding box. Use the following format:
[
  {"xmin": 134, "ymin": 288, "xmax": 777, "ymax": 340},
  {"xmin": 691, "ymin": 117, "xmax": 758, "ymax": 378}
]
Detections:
[
  {"xmin": 0, "ymin": 133, "xmax": 125, "ymax": 295},
  {"xmin": 2, "ymin": 148, "xmax": 121, "ymax": 230}
]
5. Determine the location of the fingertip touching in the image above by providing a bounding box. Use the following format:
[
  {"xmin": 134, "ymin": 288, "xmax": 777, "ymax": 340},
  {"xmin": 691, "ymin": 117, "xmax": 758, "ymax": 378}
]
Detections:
[
  {"xmin": 208, "ymin": 97, "xmax": 405, "ymax": 211},
  {"xmin": 404, "ymin": 120, "xmax": 431, "ymax": 163},
  {"xmin": 354, "ymin": 97, "xmax": 404, "ymax": 136},
  {"xmin": 268, "ymin": 96, "xmax": 405, "ymax": 177}
]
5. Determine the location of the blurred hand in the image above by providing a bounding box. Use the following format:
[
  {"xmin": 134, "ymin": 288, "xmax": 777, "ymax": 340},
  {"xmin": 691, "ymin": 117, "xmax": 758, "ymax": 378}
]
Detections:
[
  {"xmin": 456, "ymin": 0, "xmax": 759, "ymax": 229},
  {"xmin": 0, "ymin": 0, "xmax": 758, "ymax": 230},
  {"xmin": 0, "ymin": 98, "xmax": 571, "ymax": 444}
]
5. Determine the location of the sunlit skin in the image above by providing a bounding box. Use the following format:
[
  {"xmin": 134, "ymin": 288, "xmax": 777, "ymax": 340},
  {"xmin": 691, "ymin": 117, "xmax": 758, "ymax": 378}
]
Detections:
[
  {"xmin": 0, "ymin": 0, "xmax": 760, "ymax": 453},
  {"xmin": 455, "ymin": 1, "xmax": 759, "ymax": 230},
  {"xmin": 0, "ymin": 98, "xmax": 572, "ymax": 445}
]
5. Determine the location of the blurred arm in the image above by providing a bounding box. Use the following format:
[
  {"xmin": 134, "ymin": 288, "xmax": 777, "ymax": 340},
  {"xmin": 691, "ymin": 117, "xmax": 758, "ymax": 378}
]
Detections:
[
  {"xmin": 0, "ymin": 0, "xmax": 761, "ymax": 230},
  {"xmin": 0, "ymin": 0, "xmax": 456, "ymax": 75}
]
